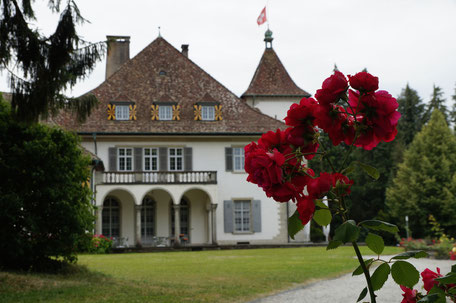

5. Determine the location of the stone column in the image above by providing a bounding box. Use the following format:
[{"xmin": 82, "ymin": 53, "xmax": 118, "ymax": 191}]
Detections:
[
  {"xmin": 95, "ymin": 206, "xmax": 103, "ymax": 235},
  {"xmin": 173, "ymin": 204, "xmax": 181, "ymax": 245},
  {"xmin": 206, "ymin": 203, "xmax": 212, "ymax": 244},
  {"xmin": 210, "ymin": 203, "xmax": 218, "ymax": 245},
  {"xmin": 135, "ymin": 205, "xmax": 142, "ymax": 247}
]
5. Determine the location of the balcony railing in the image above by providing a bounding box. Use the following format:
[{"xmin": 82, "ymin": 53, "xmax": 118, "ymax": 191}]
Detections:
[{"xmin": 102, "ymin": 171, "xmax": 217, "ymax": 185}]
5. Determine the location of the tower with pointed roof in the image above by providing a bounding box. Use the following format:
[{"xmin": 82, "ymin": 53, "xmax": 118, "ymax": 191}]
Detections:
[{"xmin": 242, "ymin": 29, "xmax": 310, "ymax": 122}]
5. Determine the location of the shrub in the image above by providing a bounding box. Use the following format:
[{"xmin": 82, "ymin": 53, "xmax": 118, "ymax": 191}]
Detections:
[
  {"xmin": 88, "ymin": 234, "xmax": 113, "ymax": 254},
  {"xmin": 0, "ymin": 100, "xmax": 95, "ymax": 270}
]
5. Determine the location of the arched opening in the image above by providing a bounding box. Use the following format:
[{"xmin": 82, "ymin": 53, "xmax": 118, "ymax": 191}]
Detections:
[
  {"xmin": 102, "ymin": 197, "xmax": 120, "ymax": 238},
  {"xmin": 171, "ymin": 198, "xmax": 190, "ymax": 243},
  {"xmin": 141, "ymin": 196, "xmax": 156, "ymax": 244}
]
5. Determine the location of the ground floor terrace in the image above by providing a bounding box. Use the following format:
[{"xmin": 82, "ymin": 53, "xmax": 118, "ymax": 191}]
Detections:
[{"xmin": 94, "ymin": 184, "xmax": 218, "ymax": 247}]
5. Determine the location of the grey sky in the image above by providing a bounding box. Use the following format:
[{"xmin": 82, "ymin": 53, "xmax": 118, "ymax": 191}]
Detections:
[{"xmin": 2, "ymin": 0, "xmax": 456, "ymax": 106}]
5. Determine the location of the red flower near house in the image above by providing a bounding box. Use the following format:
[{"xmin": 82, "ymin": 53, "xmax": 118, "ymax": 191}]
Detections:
[
  {"xmin": 348, "ymin": 72, "xmax": 379, "ymax": 93},
  {"xmin": 296, "ymin": 195, "xmax": 315, "ymax": 225},
  {"xmin": 421, "ymin": 268, "xmax": 442, "ymax": 293},
  {"xmin": 400, "ymin": 285, "xmax": 418, "ymax": 303},
  {"xmin": 315, "ymin": 70, "xmax": 348, "ymax": 106}
]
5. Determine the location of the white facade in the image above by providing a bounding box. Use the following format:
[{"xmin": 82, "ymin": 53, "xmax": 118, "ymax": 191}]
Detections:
[
  {"xmin": 244, "ymin": 96, "xmax": 301, "ymax": 122},
  {"xmin": 86, "ymin": 136, "xmax": 289, "ymax": 247}
]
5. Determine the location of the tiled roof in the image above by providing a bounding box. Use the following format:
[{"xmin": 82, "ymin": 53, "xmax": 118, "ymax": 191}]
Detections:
[
  {"xmin": 54, "ymin": 37, "xmax": 285, "ymax": 135},
  {"xmin": 242, "ymin": 48, "xmax": 310, "ymax": 98}
]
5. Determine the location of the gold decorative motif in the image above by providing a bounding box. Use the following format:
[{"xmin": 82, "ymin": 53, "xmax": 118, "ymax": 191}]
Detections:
[
  {"xmin": 107, "ymin": 104, "xmax": 116, "ymax": 120},
  {"xmin": 194, "ymin": 104, "xmax": 202, "ymax": 120},
  {"xmin": 129, "ymin": 104, "xmax": 137, "ymax": 120},
  {"xmin": 172, "ymin": 105, "xmax": 181, "ymax": 121},
  {"xmin": 215, "ymin": 105, "xmax": 223, "ymax": 121},
  {"xmin": 151, "ymin": 104, "xmax": 159, "ymax": 120}
]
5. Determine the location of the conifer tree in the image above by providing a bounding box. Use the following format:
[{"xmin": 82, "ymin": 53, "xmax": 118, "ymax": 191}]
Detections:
[
  {"xmin": 424, "ymin": 85, "xmax": 448, "ymax": 124},
  {"xmin": 0, "ymin": 0, "xmax": 105, "ymax": 122},
  {"xmin": 449, "ymin": 83, "xmax": 456, "ymax": 131},
  {"xmin": 386, "ymin": 110, "xmax": 456, "ymax": 238}
]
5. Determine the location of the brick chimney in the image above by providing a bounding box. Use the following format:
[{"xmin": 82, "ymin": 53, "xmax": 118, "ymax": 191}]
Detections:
[
  {"xmin": 181, "ymin": 44, "xmax": 189, "ymax": 58},
  {"xmin": 106, "ymin": 36, "xmax": 130, "ymax": 79}
]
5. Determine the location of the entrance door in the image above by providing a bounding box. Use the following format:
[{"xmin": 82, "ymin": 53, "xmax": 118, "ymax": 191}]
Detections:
[{"xmin": 141, "ymin": 197, "xmax": 155, "ymax": 245}]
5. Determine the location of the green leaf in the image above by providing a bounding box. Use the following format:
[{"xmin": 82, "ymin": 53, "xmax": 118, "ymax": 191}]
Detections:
[
  {"xmin": 356, "ymin": 287, "xmax": 367, "ymax": 302},
  {"xmin": 417, "ymin": 294, "xmax": 443, "ymax": 303},
  {"xmin": 391, "ymin": 261, "xmax": 419, "ymax": 288},
  {"xmin": 354, "ymin": 161, "xmax": 380, "ymax": 180},
  {"xmin": 313, "ymin": 199, "xmax": 332, "ymax": 227},
  {"xmin": 371, "ymin": 263, "xmax": 390, "ymax": 291},
  {"xmin": 391, "ymin": 251, "xmax": 428, "ymax": 260},
  {"xmin": 359, "ymin": 220, "xmax": 399, "ymax": 234},
  {"xmin": 342, "ymin": 162, "xmax": 356, "ymax": 175},
  {"xmin": 435, "ymin": 273, "xmax": 456, "ymax": 284},
  {"xmin": 333, "ymin": 220, "xmax": 360, "ymax": 244},
  {"xmin": 452, "ymin": 264, "xmax": 456, "ymax": 273},
  {"xmin": 352, "ymin": 258, "xmax": 374, "ymax": 276},
  {"xmin": 427, "ymin": 286, "xmax": 446, "ymax": 303},
  {"xmin": 288, "ymin": 210, "xmax": 304, "ymax": 240},
  {"xmin": 366, "ymin": 233, "xmax": 385, "ymax": 255},
  {"xmin": 326, "ymin": 240, "xmax": 342, "ymax": 250}
]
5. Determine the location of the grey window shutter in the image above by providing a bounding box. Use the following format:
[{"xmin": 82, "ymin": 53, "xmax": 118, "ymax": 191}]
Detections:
[
  {"xmin": 184, "ymin": 147, "xmax": 192, "ymax": 171},
  {"xmin": 252, "ymin": 200, "xmax": 262, "ymax": 233},
  {"xmin": 224, "ymin": 200, "xmax": 234, "ymax": 233},
  {"xmin": 134, "ymin": 147, "xmax": 142, "ymax": 171},
  {"xmin": 108, "ymin": 147, "xmax": 117, "ymax": 171},
  {"xmin": 225, "ymin": 147, "xmax": 233, "ymax": 171},
  {"xmin": 159, "ymin": 147, "xmax": 168, "ymax": 171}
]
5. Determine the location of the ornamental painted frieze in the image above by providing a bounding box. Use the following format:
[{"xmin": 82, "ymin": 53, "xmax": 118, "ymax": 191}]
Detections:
[
  {"xmin": 107, "ymin": 104, "xmax": 116, "ymax": 120},
  {"xmin": 151, "ymin": 104, "xmax": 159, "ymax": 120},
  {"xmin": 215, "ymin": 105, "xmax": 223, "ymax": 121},
  {"xmin": 129, "ymin": 104, "xmax": 137, "ymax": 120},
  {"xmin": 194, "ymin": 104, "xmax": 202, "ymax": 120},
  {"xmin": 172, "ymin": 105, "xmax": 181, "ymax": 121}
]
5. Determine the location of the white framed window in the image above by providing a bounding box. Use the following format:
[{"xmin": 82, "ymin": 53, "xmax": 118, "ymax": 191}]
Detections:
[
  {"xmin": 118, "ymin": 148, "xmax": 133, "ymax": 171},
  {"xmin": 115, "ymin": 105, "xmax": 130, "ymax": 120},
  {"xmin": 233, "ymin": 147, "xmax": 245, "ymax": 172},
  {"xmin": 144, "ymin": 148, "xmax": 159, "ymax": 171},
  {"xmin": 201, "ymin": 105, "xmax": 215, "ymax": 121},
  {"xmin": 102, "ymin": 197, "xmax": 120, "ymax": 238},
  {"xmin": 169, "ymin": 148, "xmax": 183, "ymax": 171},
  {"xmin": 234, "ymin": 200, "xmax": 251, "ymax": 232},
  {"xmin": 159, "ymin": 105, "xmax": 172, "ymax": 120}
]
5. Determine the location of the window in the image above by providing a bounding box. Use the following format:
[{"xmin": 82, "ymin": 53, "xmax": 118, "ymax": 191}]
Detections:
[
  {"xmin": 118, "ymin": 148, "xmax": 133, "ymax": 171},
  {"xmin": 102, "ymin": 197, "xmax": 120, "ymax": 238},
  {"xmin": 169, "ymin": 148, "xmax": 183, "ymax": 171},
  {"xmin": 233, "ymin": 147, "xmax": 245, "ymax": 171},
  {"xmin": 159, "ymin": 105, "xmax": 172, "ymax": 120},
  {"xmin": 144, "ymin": 148, "xmax": 158, "ymax": 171},
  {"xmin": 234, "ymin": 200, "xmax": 251, "ymax": 232},
  {"xmin": 201, "ymin": 105, "xmax": 215, "ymax": 121},
  {"xmin": 115, "ymin": 105, "xmax": 130, "ymax": 120}
]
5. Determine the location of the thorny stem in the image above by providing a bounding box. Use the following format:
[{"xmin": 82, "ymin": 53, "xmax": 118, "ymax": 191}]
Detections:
[{"xmin": 353, "ymin": 241, "xmax": 377, "ymax": 303}]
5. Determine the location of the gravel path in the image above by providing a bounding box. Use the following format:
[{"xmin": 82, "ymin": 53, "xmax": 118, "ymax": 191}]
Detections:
[{"xmin": 249, "ymin": 258, "xmax": 455, "ymax": 303}]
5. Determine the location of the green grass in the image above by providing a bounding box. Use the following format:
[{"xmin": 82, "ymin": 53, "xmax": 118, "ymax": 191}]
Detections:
[{"xmin": 0, "ymin": 246, "xmax": 401, "ymax": 303}]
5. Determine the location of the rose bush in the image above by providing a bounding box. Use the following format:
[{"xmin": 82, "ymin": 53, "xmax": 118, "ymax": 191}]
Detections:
[{"xmin": 245, "ymin": 71, "xmax": 456, "ymax": 302}]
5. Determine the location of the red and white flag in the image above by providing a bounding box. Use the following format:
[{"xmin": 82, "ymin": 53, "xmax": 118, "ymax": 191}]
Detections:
[{"xmin": 257, "ymin": 7, "xmax": 267, "ymax": 25}]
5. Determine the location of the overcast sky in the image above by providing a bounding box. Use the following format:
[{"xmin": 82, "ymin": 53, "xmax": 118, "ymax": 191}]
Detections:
[{"xmin": 2, "ymin": 0, "xmax": 456, "ymax": 106}]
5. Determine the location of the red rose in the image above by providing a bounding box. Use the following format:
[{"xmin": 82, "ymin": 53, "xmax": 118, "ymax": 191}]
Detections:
[
  {"xmin": 331, "ymin": 173, "xmax": 354, "ymax": 196},
  {"xmin": 315, "ymin": 104, "xmax": 355, "ymax": 146},
  {"xmin": 315, "ymin": 71, "xmax": 348, "ymax": 105},
  {"xmin": 296, "ymin": 195, "xmax": 316, "ymax": 225},
  {"xmin": 258, "ymin": 128, "xmax": 290, "ymax": 151},
  {"xmin": 348, "ymin": 89, "xmax": 401, "ymax": 150},
  {"xmin": 286, "ymin": 125, "xmax": 319, "ymax": 160},
  {"xmin": 421, "ymin": 268, "xmax": 441, "ymax": 293},
  {"xmin": 348, "ymin": 72, "xmax": 379, "ymax": 93},
  {"xmin": 400, "ymin": 285, "xmax": 418, "ymax": 303},
  {"xmin": 284, "ymin": 97, "xmax": 319, "ymax": 127},
  {"xmin": 245, "ymin": 146, "xmax": 285, "ymax": 190},
  {"xmin": 307, "ymin": 172, "xmax": 332, "ymax": 198}
]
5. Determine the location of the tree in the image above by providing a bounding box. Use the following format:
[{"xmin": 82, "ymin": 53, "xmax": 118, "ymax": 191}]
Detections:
[
  {"xmin": 449, "ymin": 83, "xmax": 456, "ymax": 131},
  {"xmin": 0, "ymin": 0, "xmax": 104, "ymax": 122},
  {"xmin": 395, "ymin": 84, "xmax": 425, "ymax": 146},
  {"xmin": 386, "ymin": 110, "xmax": 456, "ymax": 239},
  {"xmin": 424, "ymin": 85, "xmax": 448, "ymax": 124},
  {"xmin": 0, "ymin": 97, "xmax": 95, "ymax": 270}
]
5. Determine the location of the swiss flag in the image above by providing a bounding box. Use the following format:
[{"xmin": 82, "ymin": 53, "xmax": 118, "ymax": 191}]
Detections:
[{"xmin": 257, "ymin": 7, "xmax": 267, "ymax": 25}]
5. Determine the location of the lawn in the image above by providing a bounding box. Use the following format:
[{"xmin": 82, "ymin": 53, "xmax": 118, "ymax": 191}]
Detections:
[{"xmin": 0, "ymin": 246, "xmax": 401, "ymax": 303}]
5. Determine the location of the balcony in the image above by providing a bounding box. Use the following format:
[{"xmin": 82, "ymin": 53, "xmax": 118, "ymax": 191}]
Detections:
[{"xmin": 101, "ymin": 171, "xmax": 217, "ymax": 185}]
